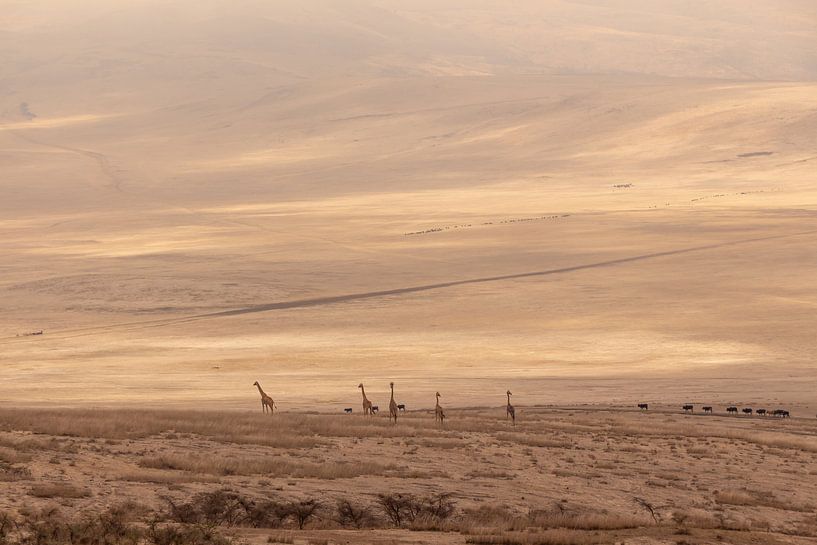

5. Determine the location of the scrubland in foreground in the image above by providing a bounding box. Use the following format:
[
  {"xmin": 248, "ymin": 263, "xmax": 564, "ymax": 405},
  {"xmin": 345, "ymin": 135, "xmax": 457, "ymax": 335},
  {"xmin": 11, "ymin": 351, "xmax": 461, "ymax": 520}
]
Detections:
[{"xmin": 1, "ymin": 407, "xmax": 816, "ymax": 545}]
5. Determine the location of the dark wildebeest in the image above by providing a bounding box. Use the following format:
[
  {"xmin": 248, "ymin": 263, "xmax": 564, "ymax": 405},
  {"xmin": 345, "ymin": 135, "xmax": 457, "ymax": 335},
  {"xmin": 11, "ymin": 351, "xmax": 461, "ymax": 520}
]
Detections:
[
  {"xmin": 682, "ymin": 404, "xmax": 694, "ymax": 413},
  {"xmin": 727, "ymin": 406, "xmax": 738, "ymax": 414},
  {"xmin": 344, "ymin": 408, "xmax": 353, "ymax": 414},
  {"xmin": 638, "ymin": 403, "xmax": 649, "ymax": 410},
  {"xmin": 703, "ymin": 406, "xmax": 713, "ymax": 413},
  {"xmin": 397, "ymin": 404, "xmax": 406, "ymax": 412},
  {"xmin": 756, "ymin": 408, "xmax": 767, "ymax": 416},
  {"xmin": 773, "ymin": 409, "xmax": 790, "ymax": 418},
  {"xmin": 371, "ymin": 405, "xmax": 379, "ymax": 414},
  {"xmin": 742, "ymin": 408, "xmax": 753, "ymax": 415}
]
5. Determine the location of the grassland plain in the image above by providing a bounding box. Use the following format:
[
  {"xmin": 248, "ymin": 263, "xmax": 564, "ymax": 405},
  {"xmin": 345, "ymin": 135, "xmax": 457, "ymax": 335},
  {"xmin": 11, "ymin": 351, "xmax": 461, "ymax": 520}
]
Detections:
[{"xmin": 1, "ymin": 407, "xmax": 816, "ymax": 544}]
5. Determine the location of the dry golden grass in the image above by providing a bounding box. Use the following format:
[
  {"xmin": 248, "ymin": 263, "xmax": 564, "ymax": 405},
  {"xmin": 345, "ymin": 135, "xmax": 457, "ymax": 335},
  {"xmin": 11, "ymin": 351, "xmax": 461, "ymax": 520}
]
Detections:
[
  {"xmin": 466, "ymin": 530, "xmax": 602, "ymax": 545},
  {"xmin": 138, "ymin": 452, "xmax": 408, "ymax": 479},
  {"xmin": 0, "ymin": 409, "xmax": 324, "ymax": 447},
  {"xmin": 0, "ymin": 446, "xmax": 31, "ymax": 465},
  {"xmin": 28, "ymin": 483, "xmax": 90, "ymax": 499},
  {"xmin": 0, "ymin": 407, "xmax": 815, "ymax": 544},
  {"xmin": 118, "ymin": 468, "xmax": 220, "ymax": 484}
]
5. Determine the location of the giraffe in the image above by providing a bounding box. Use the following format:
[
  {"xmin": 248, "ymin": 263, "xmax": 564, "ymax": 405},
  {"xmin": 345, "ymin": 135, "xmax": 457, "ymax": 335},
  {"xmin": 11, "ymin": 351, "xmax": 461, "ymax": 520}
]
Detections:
[
  {"xmin": 389, "ymin": 382, "xmax": 399, "ymax": 423},
  {"xmin": 435, "ymin": 391, "xmax": 445, "ymax": 425},
  {"xmin": 358, "ymin": 383, "xmax": 373, "ymax": 416},
  {"xmin": 506, "ymin": 390, "xmax": 515, "ymax": 426},
  {"xmin": 252, "ymin": 381, "xmax": 276, "ymax": 415}
]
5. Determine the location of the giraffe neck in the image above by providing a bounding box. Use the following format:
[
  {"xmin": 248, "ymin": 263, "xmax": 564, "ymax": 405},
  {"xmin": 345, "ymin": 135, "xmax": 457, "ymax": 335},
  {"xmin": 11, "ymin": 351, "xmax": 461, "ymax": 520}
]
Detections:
[
  {"xmin": 361, "ymin": 386, "xmax": 368, "ymax": 401},
  {"xmin": 256, "ymin": 384, "xmax": 266, "ymax": 397},
  {"xmin": 390, "ymin": 386, "xmax": 395, "ymax": 402}
]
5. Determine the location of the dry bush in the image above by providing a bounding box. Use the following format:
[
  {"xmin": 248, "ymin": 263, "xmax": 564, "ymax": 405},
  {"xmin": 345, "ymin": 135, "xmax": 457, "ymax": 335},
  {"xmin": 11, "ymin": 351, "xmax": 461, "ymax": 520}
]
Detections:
[
  {"xmin": 377, "ymin": 492, "xmax": 455, "ymax": 528},
  {"xmin": 146, "ymin": 523, "xmax": 233, "ymax": 545},
  {"xmin": 164, "ymin": 490, "xmax": 250, "ymax": 526},
  {"xmin": 0, "ymin": 462, "xmax": 31, "ymax": 482},
  {"xmin": 28, "ymin": 483, "xmax": 90, "ymax": 499},
  {"xmin": 334, "ymin": 499, "xmax": 377, "ymax": 529},
  {"xmin": 1, "ymin": 512, "xmax": 13, "ymax": 545},
  {"xmin": 377, "ymin": 493, "xmax": 421, "ymax": 527},
  {"xmin": 284, "ymin": 499, "xmax": 321, "ymax": 530},
  {"xmin": 7, "ymin": 506, "xmax": 144, "ymax": 545},
  {"xmin": 163, "ymin": 490, "xmax": 323, "ymax": 530},
  {"xmin": 0, "ymin": 447, "xmax": 32, "ymax": 465},
  {"xmin": 240, "ymin": 499, "xmax": 289, "ymax": 529}
]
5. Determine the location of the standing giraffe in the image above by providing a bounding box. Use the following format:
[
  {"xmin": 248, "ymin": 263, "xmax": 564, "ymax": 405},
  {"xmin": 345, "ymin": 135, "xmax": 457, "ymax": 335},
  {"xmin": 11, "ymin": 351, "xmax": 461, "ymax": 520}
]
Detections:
[
  {"xmin": 435, "ymin": 392, "xmax": 445, "ymax": 425},
  {"xmin": 506, "ymin": 390, "xmax": 515, "ymax": 426},
  {"xmin": 252, "ymin": 381, "xmax": 276, "ymax": 414},
  {"xmin": 389, "ymin": 382, "xmax": 399, "ymax": 423},
  {"xmin": 358, "ymin": 383, "xmax": 373, "ymax": 416}
]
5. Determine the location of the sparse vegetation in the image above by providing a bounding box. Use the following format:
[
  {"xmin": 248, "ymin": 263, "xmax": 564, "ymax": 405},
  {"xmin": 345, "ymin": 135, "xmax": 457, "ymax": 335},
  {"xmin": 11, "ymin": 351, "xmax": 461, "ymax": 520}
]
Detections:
[
  {"xmin": 335, "ymin": 499, "xmax": 376, "ymax": 529},
  {"xmin": 139, "ymin": 453, "xmax": 400, "ymax": 479},
  {"xmin": 28, "ymin": 483, "xmax": 90, "ymax": 499},
  {"xmin": 377, "ymin": 492, "xmax": 455, "ymax": 528},
  {"xmin": 0, "ymin": 407, "xmax": 815, "ymax": 543}
]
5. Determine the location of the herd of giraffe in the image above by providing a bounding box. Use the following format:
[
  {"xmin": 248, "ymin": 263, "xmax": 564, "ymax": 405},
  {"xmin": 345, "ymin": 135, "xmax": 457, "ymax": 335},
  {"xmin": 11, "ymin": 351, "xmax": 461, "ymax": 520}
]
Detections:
[{"xmin": 252, "ymin": 381, "xmax": 517, "ymax": 425}]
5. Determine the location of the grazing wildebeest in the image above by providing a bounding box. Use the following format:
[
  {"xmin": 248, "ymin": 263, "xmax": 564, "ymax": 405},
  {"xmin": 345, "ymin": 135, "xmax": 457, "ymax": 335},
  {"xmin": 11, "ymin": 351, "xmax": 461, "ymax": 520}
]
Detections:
[
  {"xmin": 682, "ymin": 404, "xmax": 694, "ymax": 413},
  {"xmin": 773, "ymin": 409, "xmax": 790, "ymax": 418},
  {"xmin": 703, "ymin": 406, "xmax": 713, "ymax": 413},
  {"xmin": 742, "ymin": 408, "xmax": 753, "ymax": 415},
  {"xmin": 371, "ymin": 405, "xmax": 379, "ymax": 414},
  {"xmin": 756, "ymin": 409, "xmax": 767, "ymax": 416},
  {"xmin": 397, "ymin": 404, "xmax": 406, "ymax": 412},
  {"xmin": 727, "ymin": 406, "xmax": 738, "ymax": 414},
  {"xmin": 637, "ymin": 403, "xmax": 649, "ymax": 410},
  {"xmin": 344, "ymin": 408, "xmax": 353, "ymax": 414}
]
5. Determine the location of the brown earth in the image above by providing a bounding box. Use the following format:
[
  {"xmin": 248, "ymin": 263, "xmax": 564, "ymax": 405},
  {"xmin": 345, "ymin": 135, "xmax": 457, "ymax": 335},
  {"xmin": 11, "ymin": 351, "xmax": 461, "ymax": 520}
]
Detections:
[{"xmin": 1, "ymin": 407, "xmax": 816, "ymax": 544}]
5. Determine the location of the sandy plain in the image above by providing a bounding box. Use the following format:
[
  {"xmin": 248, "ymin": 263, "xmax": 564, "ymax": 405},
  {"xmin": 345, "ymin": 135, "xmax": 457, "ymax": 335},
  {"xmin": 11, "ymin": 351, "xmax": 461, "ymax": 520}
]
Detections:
[{"xmin": 2, "ymin": 2, "xmax": 816, "ymax": 409}]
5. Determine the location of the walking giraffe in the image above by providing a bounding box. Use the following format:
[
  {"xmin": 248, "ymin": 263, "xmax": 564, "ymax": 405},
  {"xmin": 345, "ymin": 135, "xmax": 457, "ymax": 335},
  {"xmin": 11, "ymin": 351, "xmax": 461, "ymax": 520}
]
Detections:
[
  {"xmin": 389, "ymin": 382, "xmax": 399, "ymax": 423},
  {"xmin": 358, "ymin": 383, "xmax": 373, "ymax": 416},
  {"xmin": 506, "ymin": 390, "xmax": 515, "ymax": 426},
  {"xmin": 252, "ymin": 381, "xmax": 276, "ymax": 414},
  {"xmin": 435, "ymin": 391, "xmax": 445, "ymax": 425}
]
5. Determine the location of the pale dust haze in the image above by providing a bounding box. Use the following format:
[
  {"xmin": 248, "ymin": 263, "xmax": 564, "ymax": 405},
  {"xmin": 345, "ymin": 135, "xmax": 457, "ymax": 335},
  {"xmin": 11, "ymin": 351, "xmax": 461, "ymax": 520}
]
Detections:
[{"xmin": 1, "ymin": 0, "xmax": 817, "ymax": 411}]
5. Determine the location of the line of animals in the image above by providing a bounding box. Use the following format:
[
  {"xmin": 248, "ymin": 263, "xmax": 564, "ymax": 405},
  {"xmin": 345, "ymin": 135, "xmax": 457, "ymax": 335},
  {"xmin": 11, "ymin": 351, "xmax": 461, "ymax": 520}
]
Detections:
[
  {"xmin": 254, "ymin": 381, "xmax": 797, "ymax": 423},
  {"xmin": 253, "ymin": 381, "xmax": 516, "ymax": 425},
  {"xmin": 638, "ymin": 403, "xmax": 790, "ymax": 417}
]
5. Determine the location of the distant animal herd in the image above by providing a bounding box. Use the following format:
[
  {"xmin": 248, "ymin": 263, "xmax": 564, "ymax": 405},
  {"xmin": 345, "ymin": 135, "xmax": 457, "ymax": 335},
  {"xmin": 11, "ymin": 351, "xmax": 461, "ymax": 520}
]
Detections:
[
  {"xmin": 638, "ymin": 403, "xmax": 791, "ymax": 418},
  {"xmin": 253, "ymin": 382, "xmax": 517, "ymax": 425},
  {"xmin": 252, "ymin": 382, "xmax": 800, "ymax": 423}
]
